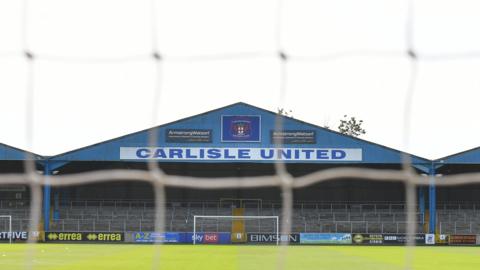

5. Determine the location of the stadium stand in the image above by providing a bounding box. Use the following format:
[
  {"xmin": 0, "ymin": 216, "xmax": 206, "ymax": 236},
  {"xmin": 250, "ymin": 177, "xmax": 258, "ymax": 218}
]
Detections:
[
  {"xmin": 2, "ymin": 199, "xmax": 479, "ymax": 235},
  {"xmin": 1, "ymin": 104, "xmax": 480, "ymax": 238}
]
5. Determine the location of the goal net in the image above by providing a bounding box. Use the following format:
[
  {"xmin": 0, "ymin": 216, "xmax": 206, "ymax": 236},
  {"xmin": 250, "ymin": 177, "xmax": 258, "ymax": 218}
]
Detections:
[{"xmin": 193, "ymin": 215, "xmax": 279, "ymax": 245}]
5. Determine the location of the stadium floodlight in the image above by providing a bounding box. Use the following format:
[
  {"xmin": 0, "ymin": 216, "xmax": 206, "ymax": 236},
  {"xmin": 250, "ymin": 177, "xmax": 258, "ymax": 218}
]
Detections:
[
  {"xmin": 193, "ymin": 215, "xmax": 279, "ymax": 245},
  {"xmin": 0, "ymin": 215, "xmax": 12, "ymax": 244}
]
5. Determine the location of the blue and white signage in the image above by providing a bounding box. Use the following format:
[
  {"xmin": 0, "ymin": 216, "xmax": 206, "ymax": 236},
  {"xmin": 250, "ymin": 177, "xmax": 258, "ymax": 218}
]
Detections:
[
  {"xmin": 221, "ymin": 115, "xmax": 260, "ymax": 142},
  {"xmin": 133, "ymin": 232, "xmax": 181, "ymax": 243},
  {"xmin": 300, "ymin": 233, "xmax": 352, "ymax": 244},
  {"xmin": 120, "ymin": 147, "xmax": 362, "ymax": 161}
]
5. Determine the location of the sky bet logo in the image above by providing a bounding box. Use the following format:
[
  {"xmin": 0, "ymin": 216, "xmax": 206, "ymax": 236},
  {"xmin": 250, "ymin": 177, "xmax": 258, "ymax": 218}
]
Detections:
[
  {"xmin": 120, "ymin": 147, "xmax": 362, "ymax": 161},
  {"xmin": 192, "ymin": 234, "xmax": 203, "ymax": 242},
  {"xmin": 204, "ymin": 233, "xmax": 219, "ymax": 243},
  {"xmin": 191, "ymin": 233, "xmax": 219, "ymax": 244}
]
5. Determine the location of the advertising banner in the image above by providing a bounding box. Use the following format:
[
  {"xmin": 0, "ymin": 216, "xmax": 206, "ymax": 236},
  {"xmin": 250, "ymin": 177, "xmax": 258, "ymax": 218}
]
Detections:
[
  {"xmin": 449, "ymin": 235, "xmax": 477, "ymax": 245},
  {"xmin": 382, "ymin": 234, "xmax": 425, "ymax": 245},
  {"xmin": 185, "ymin": 233, "xmax": 231, "ymax": 244},
  {"xmin": 133, "ymin": 232, "xmax": 181, "ymax": 243},
  {"xmin": 271, "ymin": 130, "xmax": 316, "ymax": 144},
  {"xmin": 352, "ymin": 234, "xmax": 383, "ymax": 245},
  {"xmin": 435, "ymin": 234, "xmax": 449, "ymax": 245},
  {"xmin": 166, "ymin": 129, "xmax": 212, "ymax": 143},
  {"xmin": 353, "ymin": 234, "xmax": 450, "ymax": 245},
  {"xmin": 0, "ymin": 231, "xmax": 42, "ymax": 242},
  {"xmin": 247, "ymin": 233, "xmax": 300, "ymax": 244},
  {"xmin": 222, "ymin": 115, "xmax": 261, "ymax": 142},
  {"xmin": 45, "ymin": 232, "xmax": 124, "ymax": 242},
  {"xmin": 300, "ymin": 233, "xmax": 352, "ymax": 244},
  {"xmin": 425, "ymin": 234, "xmax": 435, "ymax": 245}
]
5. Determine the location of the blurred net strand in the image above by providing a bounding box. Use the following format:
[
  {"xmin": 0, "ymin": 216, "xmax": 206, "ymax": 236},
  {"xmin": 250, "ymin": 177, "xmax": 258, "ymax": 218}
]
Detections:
[
  {"xmin": 4, "ymin": 167, "xmax": 480, "ymax": 189},
  {"xmin": 6, "ymin": 50, "xmax": 480, "ymax": 63},
  {"xmin": 400, "ymin": 0, "xmax": 418, "ymax": 258},
  {"xmin": 0, "ymin": 0, "xmax": 475, "ymax": 269}
]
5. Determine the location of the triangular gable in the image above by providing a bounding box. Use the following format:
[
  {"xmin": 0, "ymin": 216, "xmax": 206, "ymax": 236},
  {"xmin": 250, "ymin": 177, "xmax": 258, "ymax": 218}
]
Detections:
[
  {"xmin": 436, "ymin": 146, "xmax": 480, "ymax": 164},
  {"xmin": 50, "ymin": 102, "xmax": 429, "ymax": 165},
  {"xmin": 0, "ymin": 142, "xmax": 39, "ymax": 161}
]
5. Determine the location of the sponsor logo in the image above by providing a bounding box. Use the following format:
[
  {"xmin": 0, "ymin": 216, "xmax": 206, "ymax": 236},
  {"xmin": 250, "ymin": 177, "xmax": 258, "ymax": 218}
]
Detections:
[
  {"xmin": 382, "ymin": 234, "xmax": 425, "ymax": 244},
  {"xmin": 271, "ymin": 130, "xmax": 316, "ymax": 144},
  {"xmin": 353, "ymin": 234, "xmax": 385, "ymax": 245},
  {"xmin": 45, "ymin": 232, "xmax": 123, "ymax": 242},
  {"xmin": 189, "ymin": 233, "xmax": 231, "ymax": 244},
  {"xmin": 248, "ymin": 234, "xmax": 299, "ymax": 243},
  {"xmin": 134, "ymin": 232, "xmax": 181, "ymax": 243},
  {"xmin": 300, "ymin": 233, "xmax": 352, "ymax": 244},
  {"xmin": 166, "ymin": 129, "xmax": 212, "ymax": 143},
  {"xmin": 353, "ymin": 234, "xmax": 364, "ymax": 244},
  {"xmin": 0, "ymin": 231, "xmax": 28, "ymax": 240},
  {"xmin": 449, "ymin": 235, "xmax": 476, "ymax": 245},
  {"xmin": 204, "ymin": 233, "xmax": 219, "ymax": 243},
  {"xmin": 192, "ymin": 234, "xmax": 203, "ymax": 242},
  {"xmin": 425, "ymin": 234, "xmax": 435, "ymax": 245}
]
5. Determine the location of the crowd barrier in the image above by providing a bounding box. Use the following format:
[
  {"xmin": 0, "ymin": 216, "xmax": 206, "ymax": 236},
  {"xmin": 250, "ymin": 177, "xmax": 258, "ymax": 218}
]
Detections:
[{"xmin": 1, "ymin": 231, "xmax": 480, "ymax": 245}]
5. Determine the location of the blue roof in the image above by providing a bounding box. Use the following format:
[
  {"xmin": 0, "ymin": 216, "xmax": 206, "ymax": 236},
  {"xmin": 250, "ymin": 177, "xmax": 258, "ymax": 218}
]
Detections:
[
  {"xmin": 0, "ymin": 142, "xmax": 39, "ymax": 161},
  {"xmin": 436, "ymin": 146, "xmax": 480, "ymax": 164},
  {"xmin": 50, "ymin": 102, "xmax": 430, "ymax": 165}
]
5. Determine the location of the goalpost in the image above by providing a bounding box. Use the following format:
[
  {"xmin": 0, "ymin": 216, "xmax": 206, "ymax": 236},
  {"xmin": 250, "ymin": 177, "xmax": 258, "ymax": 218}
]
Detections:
[
  {"xmin": 193, "ymin": 215, "xmax": 279, "ymax": 245},
  {"xmin": 0, "ymin": 215, "xmax": 12, "ymax": 244}
]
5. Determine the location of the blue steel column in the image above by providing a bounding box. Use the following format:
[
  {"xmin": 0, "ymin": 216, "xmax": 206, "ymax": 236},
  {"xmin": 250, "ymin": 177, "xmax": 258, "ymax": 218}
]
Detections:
[
  {"xmin": 43, "ymin": 162, "xmax": 51, "ymax": 231},
  {"xmin": 428, "ymin": 164, "xmax": 436, "ymax": 233},
  {"xmin": 418, "ymin": 187, "xmax": 425, "ymax": 224},
  {"xmin": 53, "ymin": 190, "xmax": 60, "ymax": 220}
]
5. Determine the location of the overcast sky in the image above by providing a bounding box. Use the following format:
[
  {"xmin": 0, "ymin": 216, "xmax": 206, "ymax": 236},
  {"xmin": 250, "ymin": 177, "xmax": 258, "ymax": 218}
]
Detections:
[{"xmin": 1, "ymin": 0, "xmax": 480, "ymax": 159}]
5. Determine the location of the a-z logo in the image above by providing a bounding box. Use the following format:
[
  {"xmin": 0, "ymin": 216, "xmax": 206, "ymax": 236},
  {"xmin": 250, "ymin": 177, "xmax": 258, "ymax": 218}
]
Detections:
[{"xmin": 204, "ymin": 233, "xmax": 219, "ymax": 243}]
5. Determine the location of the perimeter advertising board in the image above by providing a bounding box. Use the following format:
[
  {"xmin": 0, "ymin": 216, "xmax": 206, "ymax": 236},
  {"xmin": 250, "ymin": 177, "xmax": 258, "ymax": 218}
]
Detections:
[
  {"xmin": 300, "ymin": 233, "xmax": 352, "ymax": 244},
  {"xmin": 133, "ymin": 232, "xmax": 182, "ymax": 243},
  {"xmin": 185, "ymin": 233, "xmax": 231, "ymax": 244},
  {"xmin": 247, "ymin": 233, "xmax": 300, "ymax": 244},
  {"xmin": 425, "ymin": 234, "xmax": 435, "ymax": 245},
  {"xmin": 0, "ymin": 231, "xmax": 43, "ymax": 242},
  {"xmin": 45, "ymin": 232, "xmax": 124, "ymax": 242},
  {"xmin": 382, "ymin": 234, "xmax": 425, "ymax": 245},
  {"xmin": 130, "ymin": 232, "xmax": 231, "ymax": 244},
  {"xmin": 449, "ymin": 235, "xmax": 477, "ymax": 245},
  {"xmin": 352, "ymin": 234, "xmax": 428, "ymax": 245},
  {"xmin": 435, "ymin": 234, "xmax": 449, "ymax": 245},
  {"xmin": 352, "ymin": 234, "xmax": 383, "ymax": 245}
]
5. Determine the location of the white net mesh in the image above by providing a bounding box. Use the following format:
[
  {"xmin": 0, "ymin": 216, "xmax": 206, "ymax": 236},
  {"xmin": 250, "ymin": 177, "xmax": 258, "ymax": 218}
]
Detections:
[{"xmin": 1, "ymin": 0, "xmax": 480, "ymax": 269}]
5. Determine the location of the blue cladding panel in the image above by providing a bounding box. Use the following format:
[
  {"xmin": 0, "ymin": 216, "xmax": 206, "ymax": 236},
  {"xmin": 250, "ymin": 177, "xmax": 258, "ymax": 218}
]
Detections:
[
  {"xmin": 437, "ymin": 147, "xmax": 480, "ymax": 164},
  {"xmin": 50, "ymin": 103, "xmax": 429, "ymax": 164},
  {"xmin": 0, "ymin": 143, "xmax": 37, "ymax": 160}
]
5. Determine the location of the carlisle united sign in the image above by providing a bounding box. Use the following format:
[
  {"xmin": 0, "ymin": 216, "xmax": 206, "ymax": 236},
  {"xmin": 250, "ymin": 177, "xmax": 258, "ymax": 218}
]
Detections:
[{"xmin": 120, "ymin": 147, "xmax": 362, "ymax": 161}]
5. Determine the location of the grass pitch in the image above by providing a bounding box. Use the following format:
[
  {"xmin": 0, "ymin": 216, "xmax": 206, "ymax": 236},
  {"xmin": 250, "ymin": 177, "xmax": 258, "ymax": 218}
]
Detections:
[{"xmin": 0, "ymin": 244, "xmax": 479, "ymax": 270}]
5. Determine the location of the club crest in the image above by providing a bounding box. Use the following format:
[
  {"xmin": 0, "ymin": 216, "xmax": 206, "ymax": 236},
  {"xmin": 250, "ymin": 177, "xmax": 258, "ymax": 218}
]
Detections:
[
  {"xmin": 222, "ymin": 115, "xmax": 260, "ymax": 142},
  {"xmin": 231, "ymin": 120, "xmax": 251, "ymax": 138}
]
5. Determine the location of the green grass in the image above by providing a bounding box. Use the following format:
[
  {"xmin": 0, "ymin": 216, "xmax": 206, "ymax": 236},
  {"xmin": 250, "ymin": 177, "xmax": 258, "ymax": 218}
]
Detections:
[{"xmin": 0, "ymin": 244, "xmax": 479, "ymax": 270}]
